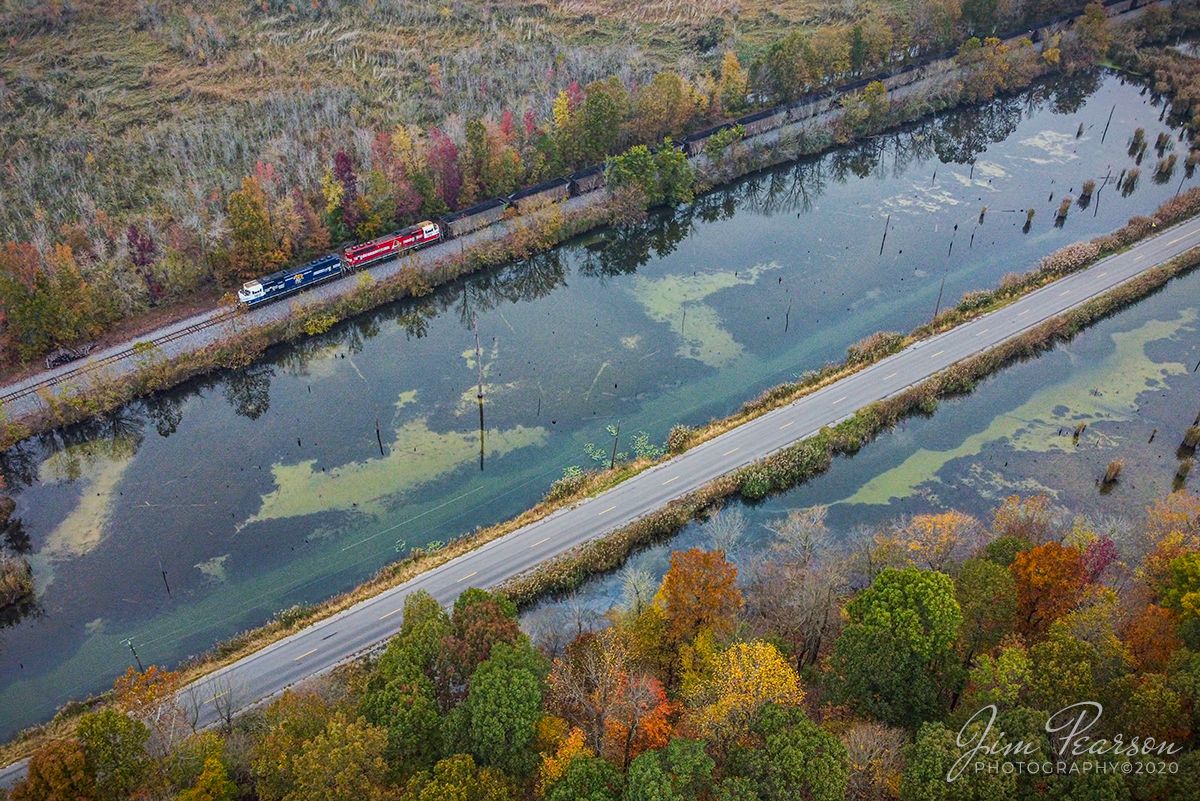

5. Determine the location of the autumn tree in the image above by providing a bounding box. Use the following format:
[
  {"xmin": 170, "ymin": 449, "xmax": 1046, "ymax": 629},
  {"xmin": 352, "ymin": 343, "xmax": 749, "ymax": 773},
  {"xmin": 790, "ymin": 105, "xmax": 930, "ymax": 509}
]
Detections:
[
  {"xmin": 404, "ymin": 753, "xmax": 514, "ymax": 801},
  {"xmin": 10, "ymin": 739, "xmax": 97, "ymax": 801},
  {"xmin": 991, "ymin": 494, "xmax": 1058, "ymax": 543},
  {"xmin": 0, "ymin": 241, "xmax": 107, "ymax": 358},
  {"xmin": 752, "ymin": 32, "xmax": 814, "ymax": 104},
  {"xmin": 177, "ymin": 757, "xmax": 238, "ymax": 801},
  {"xmin": 126, "ymin": 223, "xmax": 161, "ymax": 300},
  {"xmin": 1010, "ymin": 541, "xmax": 1088, "ymax": 639},
  {"xmin": 250, "ymin": 690, "xmax": 334, "ymax": 801},
  {"xmin": 1139, "ymin": 492, "xmax": 1200, "ymax": 593},
  {"xmin": 602, "ymin": 673, "xmax": 674, "ymax": 769},
  {"xmin": 687, "ymin": 641, "xmax": 804, "ymax": 747},
  {"xmin": 227, "ymin": 176, "xmax": 285, "ymax": 283},
  {"xmin": 718, "ymin": 51, "xmax": 750, "ymax": 114},
  {"xmin": 1124, "ymin": 603, "xmax": 1183, "ymax": 672},
  {"xmin": 1075, "ymin": 2, "xmax": 1112, "ymax": 60},
  {"xmin": 287, "ymin": 713, "xmax": 391, "ymax": 801},
  {"xmin": 437, "ymin": 591, "xmax": 523, "ymax": 707},
  {"xmin": 537, "ymin": 726, "xmax": 592, "ymax": 795},
  {"xmin": 332, "ymin": 151, "xmax": 362, "ymax": 235},
  {"xmin": 829, "ymin": 568, "xmax": 963, "ymax": 730},
  {"xmin": 76, "ymin": 709, "xmax": 151, "ymax": 801},
  {"xmin": 902, "ymin": 512, "xmax": 986, "ymax": 571},
  {"xmin": 426, "ymin": 128, "xmax": 462, "ymax": 212},
  {"xmin": 657, "ymin": 548, "xmax": 742, "ymax": 643},
  {"xmin": 631, "ymin": 72, "xmax": 698, "ymax": 144},
  {"xmin": 547, "ymin": 625, "xmax": 675, "ymax": 765}
]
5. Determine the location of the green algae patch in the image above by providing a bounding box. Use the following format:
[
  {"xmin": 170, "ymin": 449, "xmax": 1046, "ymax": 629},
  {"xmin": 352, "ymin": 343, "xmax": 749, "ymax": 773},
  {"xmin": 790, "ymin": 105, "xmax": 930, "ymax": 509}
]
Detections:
[
  {"xmin": 629, "ymin": 262, "xmax": 781, "ymax": 368},
  {"xmin": 38, "ymin": 438, "xmax": 138, "ymax": 559},
  {"xmin": 244, "ymin": 418, "xmax": 548, "ymax": 525},
  {"xmin": 840, "ymin": 309, "xmax": 1197, "ymax": 506}
]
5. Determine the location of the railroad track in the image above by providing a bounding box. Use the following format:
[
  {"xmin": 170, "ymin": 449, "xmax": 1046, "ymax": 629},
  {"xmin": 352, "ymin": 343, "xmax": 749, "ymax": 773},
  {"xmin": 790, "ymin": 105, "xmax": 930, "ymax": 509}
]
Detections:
[{"xmin": 0, "ymin": 311, "xmax": 236, "ymax": 406}]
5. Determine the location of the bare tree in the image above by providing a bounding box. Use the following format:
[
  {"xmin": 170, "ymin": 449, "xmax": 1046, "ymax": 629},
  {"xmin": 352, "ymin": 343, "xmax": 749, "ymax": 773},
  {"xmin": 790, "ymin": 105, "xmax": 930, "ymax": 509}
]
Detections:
[{"xmin": 701, "ymin": 506, "xmax": 746, "ymax": 561}]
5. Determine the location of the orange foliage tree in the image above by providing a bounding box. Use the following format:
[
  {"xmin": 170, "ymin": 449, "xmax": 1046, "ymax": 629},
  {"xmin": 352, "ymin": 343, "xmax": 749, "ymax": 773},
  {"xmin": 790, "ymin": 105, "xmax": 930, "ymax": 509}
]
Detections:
[
  {"xmin": 1010, "ymin": 541, "xmax": 1088, "ymax": 639},
  {"xmin": 1123, "ymin": 603, "xmax": 1184, "ymax": 673},
  {"xmin": 602, "ymin": 675, "xmax": 675, "ymax": 769},
  {"xmin": 658, "ymin": 548, "xmax": 743, "ymax": 643},
  {"xmin": 9, "ymin": 739, "xmax": 97, "ymax": 801}
]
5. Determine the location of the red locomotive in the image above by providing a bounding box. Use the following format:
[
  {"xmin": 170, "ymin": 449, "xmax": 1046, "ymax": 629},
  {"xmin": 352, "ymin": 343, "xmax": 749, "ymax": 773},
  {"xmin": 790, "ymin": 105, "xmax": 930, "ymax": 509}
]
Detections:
[{"xmin": 342, "ymin": 220, "xmax": 442, "ymax": 269}]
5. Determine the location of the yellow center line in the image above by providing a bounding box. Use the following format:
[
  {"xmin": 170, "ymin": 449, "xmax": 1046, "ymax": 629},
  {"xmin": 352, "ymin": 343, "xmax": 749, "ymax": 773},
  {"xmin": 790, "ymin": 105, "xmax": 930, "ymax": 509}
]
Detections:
[
  {"xmin": 1098, "ymin": 271, "xmax": 1108, "ymax": 277},
  {"xmin": 1059, "ymin": 289, "xmax": 1070, "ymax": 296},
  {"xmin": 598, "ymin": 505, "xmax": 616, "ymax": 515},
  {"xmin": 931, "ymin": 350, "xmax": 944, "ymax": 358},
  {"xmin": 974, "ymin": 328, "xmax": 989, "ymax": 337},
  {"xmin": 1018, "ymin": 309, "xmax": 1031, "ymax": 316},
  {"xmin": 203, "ymin": 691, "xmax": 229, "ymax": 705},
  {"xmin": 1134, "ymin": 254, "xmax": 1145, "ymax": 261},
  {"xmin": 662, "ymin": 476, "xmax": 680, "ymax": 485},
  {"xmin": 530, "ymin": 537, "xmax": 550, "ymax": 548},
  {"xmin": 457, "ymin": 571, "xmax": 477, "ymax": 583},
  {"xmin": 1168, "ymin": 236, "xmax": 1184, "ymax": 245},
  {"xmin": 723, "ymin": 447, "xmax": 740, "ymax": 455},
  {"xmin": 831, "ymin": 397, "xmax": 846, "ymax": 405},
  {"xmin": 779, "ymin": 421, "xmax": 794, "ymax": 429},
  {"xmin": 883, "ymin": 373, "xmax": 897, "ymax": 380},
  {"xmin": 379, "ymin": 607, "xmax": 403, "ymax": 621},
  {"xmin": 294, "ymin": 648, "xmax": 318, "ymax": 661}
]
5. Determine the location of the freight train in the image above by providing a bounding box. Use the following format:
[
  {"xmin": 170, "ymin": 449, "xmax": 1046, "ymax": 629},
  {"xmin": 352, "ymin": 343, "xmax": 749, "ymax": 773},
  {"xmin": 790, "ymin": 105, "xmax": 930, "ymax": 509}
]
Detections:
[
  {"xmin": 237, "ymin": 220, "xmax": 444, "ymax": 306},
  {"xmin": 235, "ymin": 174, "xmax": 607, "ymax": 306}
]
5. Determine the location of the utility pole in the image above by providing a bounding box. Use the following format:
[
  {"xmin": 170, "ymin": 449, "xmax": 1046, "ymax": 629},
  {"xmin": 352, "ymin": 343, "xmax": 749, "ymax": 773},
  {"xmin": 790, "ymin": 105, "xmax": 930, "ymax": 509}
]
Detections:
[
  {"xmin": 931, "ymin": 277, "xmax": 946, "ymax": 324},
  {"xmin": 609, "ymin": 421, "xmax": 621, "ymax": 470},
  {"xmin": 122, "ymin": 639, "xmax": 145, "ymax": 673}
]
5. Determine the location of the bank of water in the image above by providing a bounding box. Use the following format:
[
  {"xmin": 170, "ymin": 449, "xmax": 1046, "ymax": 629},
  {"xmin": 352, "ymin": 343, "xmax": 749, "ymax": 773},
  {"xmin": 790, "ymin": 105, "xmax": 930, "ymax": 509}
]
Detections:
[{"xmin": 1, "ymin": 70, "xmax": 1193, "ymax": 736}]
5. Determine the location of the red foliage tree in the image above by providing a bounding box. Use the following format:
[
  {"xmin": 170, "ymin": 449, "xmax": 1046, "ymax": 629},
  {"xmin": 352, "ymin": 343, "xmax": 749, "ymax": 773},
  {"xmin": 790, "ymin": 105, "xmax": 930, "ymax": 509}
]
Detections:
[
  {"xmin": 1010, "ymin": 541, "xmax": 1088, "ymax": 639},
  {"xmin": 426, "ymin": 129, "xmax": 462, "ymax": 211},
  {"xmin": 333, "ymin": 151, "xmax": 361, "ymax": 231}
]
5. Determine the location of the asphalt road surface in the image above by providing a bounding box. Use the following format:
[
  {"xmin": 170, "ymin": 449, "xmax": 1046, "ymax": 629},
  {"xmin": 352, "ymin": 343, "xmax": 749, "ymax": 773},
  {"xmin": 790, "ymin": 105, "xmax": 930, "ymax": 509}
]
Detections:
[{"xmin": 3, "ymin": 216, "xmax": 1199, "ymax": 787}]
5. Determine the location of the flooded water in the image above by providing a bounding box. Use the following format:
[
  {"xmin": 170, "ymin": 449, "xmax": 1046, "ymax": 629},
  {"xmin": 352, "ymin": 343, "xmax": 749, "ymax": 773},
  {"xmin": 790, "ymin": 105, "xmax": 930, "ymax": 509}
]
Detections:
[{"xmin": 3, "ymin": 70, "xmax": 1195, "ymax": 735}]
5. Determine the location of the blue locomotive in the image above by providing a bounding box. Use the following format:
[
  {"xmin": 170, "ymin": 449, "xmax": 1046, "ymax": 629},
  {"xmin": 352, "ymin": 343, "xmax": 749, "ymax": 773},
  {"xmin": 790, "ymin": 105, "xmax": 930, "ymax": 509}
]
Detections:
[{"xmin": 237, "ymin": 254, "xmax": 344, "ymax": 306}]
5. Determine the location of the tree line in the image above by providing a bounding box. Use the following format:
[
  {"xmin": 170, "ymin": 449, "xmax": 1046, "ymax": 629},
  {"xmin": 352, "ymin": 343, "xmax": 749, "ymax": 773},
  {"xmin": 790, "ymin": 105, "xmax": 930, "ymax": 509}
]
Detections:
[{"xmin": 9, "ymin": 490, "xmax": 1200, "ymax": 800}]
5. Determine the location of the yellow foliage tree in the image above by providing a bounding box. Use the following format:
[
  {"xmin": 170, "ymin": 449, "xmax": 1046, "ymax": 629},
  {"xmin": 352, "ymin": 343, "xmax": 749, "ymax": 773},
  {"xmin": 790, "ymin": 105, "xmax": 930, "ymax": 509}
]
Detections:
[
  {"xmin": 688, "ymin": 641, "xmax": 804, "ymax": 745},
  {"xmin": 536, "ymin": 726, "xmax": 592, "ymax": 797},
  {"xmin": 901, "ymin": 511, "xmax": 984, "ymax": 570}
]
